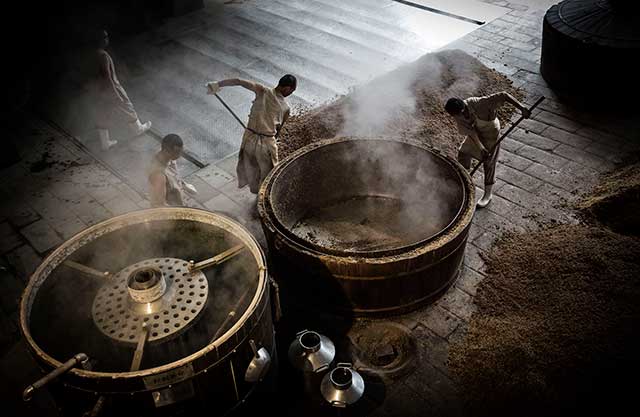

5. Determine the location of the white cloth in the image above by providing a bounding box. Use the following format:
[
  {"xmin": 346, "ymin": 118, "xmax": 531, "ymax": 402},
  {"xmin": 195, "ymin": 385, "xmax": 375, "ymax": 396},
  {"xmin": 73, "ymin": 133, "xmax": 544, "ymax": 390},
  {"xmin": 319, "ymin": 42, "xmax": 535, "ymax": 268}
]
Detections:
[
  {"xmin": 236, "ymin": 84, "xmax": 289, "ymax": 193},
  {"xmin": 457, "ymin": 100, "xmax": 501, "ymax": 186},
  {"xmin": 89, "ymin": 49, "xmax": 139, "ymax": 128},
  {"xmin": 246, "ymin": 86, "xmax": 289, "ymax": 136},
  {"xmin": 458, "ymin": 116, "xmax": 500, "ymax": 160},
  {"xmin": 237, "ymin": 131, "xmax": 278, "ymax": 194}
]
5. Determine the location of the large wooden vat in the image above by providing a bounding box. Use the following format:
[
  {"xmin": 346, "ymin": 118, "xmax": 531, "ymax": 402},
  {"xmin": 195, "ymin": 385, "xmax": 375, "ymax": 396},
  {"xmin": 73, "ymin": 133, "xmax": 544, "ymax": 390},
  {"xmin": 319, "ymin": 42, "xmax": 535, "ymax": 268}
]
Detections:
[{"xmin": 258, "ymin": 137, "xmax": 475, "ymax": 316}]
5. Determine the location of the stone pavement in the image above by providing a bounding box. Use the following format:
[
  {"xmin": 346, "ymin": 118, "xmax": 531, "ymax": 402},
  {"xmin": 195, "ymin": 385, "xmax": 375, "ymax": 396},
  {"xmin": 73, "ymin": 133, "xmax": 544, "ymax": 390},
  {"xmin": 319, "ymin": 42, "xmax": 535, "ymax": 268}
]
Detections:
[
  {"xmin": 0, "ymin": 117, "xmax": 140, "ymax": 415},
  {"xmin": 368, "ymin": 1, "xmax": 639, "ymax": 415},
  {"xmin": 1, "ymin": 0, "xmax": 639, "ymax": 416}
]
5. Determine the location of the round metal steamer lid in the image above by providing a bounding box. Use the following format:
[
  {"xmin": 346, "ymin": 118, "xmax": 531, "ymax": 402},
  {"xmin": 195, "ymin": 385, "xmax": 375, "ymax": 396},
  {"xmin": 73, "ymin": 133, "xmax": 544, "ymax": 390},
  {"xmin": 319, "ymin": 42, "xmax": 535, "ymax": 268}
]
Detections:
[
  {"xmin": 19, "ymin": 208, "xmax": 268, "ymax": 388},
  {"xmin": 92, "ymin": 258, "xmax": 209, "ymax": 344}
]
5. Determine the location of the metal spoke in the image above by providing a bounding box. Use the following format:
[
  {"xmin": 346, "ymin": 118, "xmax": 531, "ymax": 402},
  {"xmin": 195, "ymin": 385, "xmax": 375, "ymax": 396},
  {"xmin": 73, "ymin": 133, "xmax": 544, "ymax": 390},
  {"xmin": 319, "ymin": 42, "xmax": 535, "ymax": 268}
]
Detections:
[
  {"xmin": 130, "ymin": 324, "xmax": 149, "ymax": 372},
  {"xmin": 64, "ymin": 260, "xmax": 111, "ymax": 279},
  {"xmin": 210, "ymin": 286, "xmax": 252, "ymax": 344},
  {"xmin": 188, "ymin": 245, "xmax": 245, "ymax": 273}
]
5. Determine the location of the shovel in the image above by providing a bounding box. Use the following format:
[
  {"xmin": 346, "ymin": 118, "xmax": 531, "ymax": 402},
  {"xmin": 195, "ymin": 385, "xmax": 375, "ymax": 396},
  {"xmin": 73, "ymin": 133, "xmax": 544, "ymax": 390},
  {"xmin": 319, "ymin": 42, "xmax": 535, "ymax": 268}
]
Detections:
[
  {"xmin": 212, "ymin": 92, "xmax": 249, "ymax": 131},
  {"xmin": 211, "ymin": 91, "xmax": 287, "ymax": 138},
  {"xmin": 470, "ymin": 96, "xmax": 546, "ymax": 177}
]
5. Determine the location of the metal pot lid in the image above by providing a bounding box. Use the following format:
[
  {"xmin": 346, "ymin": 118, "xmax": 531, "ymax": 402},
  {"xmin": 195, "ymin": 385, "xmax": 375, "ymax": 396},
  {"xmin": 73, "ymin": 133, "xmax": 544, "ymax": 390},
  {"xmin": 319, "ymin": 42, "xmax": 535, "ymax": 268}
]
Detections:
[{"xmin": 20, "ymin": 208, "xmax": 266, "ymax": 374}]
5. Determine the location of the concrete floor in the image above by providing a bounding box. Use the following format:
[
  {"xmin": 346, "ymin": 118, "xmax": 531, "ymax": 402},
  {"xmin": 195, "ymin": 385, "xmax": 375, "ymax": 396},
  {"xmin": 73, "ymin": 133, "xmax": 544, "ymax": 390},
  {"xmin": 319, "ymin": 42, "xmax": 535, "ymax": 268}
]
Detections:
[
  {"xmin": 120, "ymin": 0, "xmax": 506, "ymax": 163},
  {"xmin": 47, "ymin": 0, "xmax": 509, "ymax": 179},
  {"xmin": 2, "ymin": 0, "xmax": 639, "ymax": 416}
]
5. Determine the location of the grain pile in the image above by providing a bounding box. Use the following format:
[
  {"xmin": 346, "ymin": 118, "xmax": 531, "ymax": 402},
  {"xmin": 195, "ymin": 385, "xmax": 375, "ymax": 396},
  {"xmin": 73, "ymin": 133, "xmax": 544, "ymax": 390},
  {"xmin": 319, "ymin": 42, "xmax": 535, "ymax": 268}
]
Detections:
[
  {"xmin": 448, "ymin": 162, "xmax": 640, "ymax": 417},
  {"xmin": 278, "ymin": 49, "xmax": 523, "ymax": 160},
  {"xmin": 577, "ymin": 161, "xmax": 640, "ymax": 236}
]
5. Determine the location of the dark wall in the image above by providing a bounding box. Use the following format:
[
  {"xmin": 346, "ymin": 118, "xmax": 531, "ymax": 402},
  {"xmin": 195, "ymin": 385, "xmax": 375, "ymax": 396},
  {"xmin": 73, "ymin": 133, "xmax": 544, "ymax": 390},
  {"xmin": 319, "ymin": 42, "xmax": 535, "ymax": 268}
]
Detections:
[{"xmin": 2, "ymin": 0, "xmax": 201, "ymax": 116}]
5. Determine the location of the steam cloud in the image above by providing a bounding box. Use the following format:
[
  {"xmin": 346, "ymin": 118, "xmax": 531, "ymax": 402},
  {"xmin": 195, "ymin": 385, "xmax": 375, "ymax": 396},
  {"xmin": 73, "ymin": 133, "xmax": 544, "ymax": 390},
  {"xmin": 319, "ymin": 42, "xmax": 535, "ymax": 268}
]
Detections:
[{"xmin": 289, "ymin": 53, "xmax": 474, "ymax": 252}]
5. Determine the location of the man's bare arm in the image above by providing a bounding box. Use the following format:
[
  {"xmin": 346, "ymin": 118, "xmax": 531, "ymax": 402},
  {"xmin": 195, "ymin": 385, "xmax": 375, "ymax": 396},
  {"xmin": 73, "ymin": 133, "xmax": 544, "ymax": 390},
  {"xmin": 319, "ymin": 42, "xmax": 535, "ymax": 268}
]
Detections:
[
  {"xmin": 149, "ymin": 172, "xmax": 167, "ymax": 207},
  {"xmin": 276, "ymin": 109, "xmax": 290, "ymax": 138},
  {"xmin": 499, "ymin": 92, "xmax": 531, "ymax": 118},
  {"xmin": 469, "ymin": 128, "xmax": 489, "ymax": 157},
  {"xmin": 218, "ymin": 78, "xmax": 264, "ymax": 94}
]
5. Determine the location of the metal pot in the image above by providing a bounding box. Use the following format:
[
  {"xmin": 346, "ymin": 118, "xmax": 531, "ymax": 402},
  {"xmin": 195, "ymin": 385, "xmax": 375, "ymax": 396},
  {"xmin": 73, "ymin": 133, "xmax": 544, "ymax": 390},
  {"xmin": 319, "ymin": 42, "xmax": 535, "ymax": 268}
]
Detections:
[
  {"xmin": 320, "ymin": 363, "xmax": 365, "ymax": 408},
  {"xmin": 288, "ymin": 330, "xmax": 335, "ymax": 397},
  {"xmin": 288, "ymin": 330, "xmax": 336, "ymax": 373}
]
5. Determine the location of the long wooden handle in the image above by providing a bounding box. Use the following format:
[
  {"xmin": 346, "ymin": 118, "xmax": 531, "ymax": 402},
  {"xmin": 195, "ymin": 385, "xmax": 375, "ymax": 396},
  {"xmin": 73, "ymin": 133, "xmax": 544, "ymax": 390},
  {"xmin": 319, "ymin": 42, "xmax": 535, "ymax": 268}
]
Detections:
[
  {"xmin": 470, "ymin": 96, "xmax": 546, "ymax": 177},
  {"xmin": 214, "ymin": 93, "xmax": 247, "ymax": 130}
]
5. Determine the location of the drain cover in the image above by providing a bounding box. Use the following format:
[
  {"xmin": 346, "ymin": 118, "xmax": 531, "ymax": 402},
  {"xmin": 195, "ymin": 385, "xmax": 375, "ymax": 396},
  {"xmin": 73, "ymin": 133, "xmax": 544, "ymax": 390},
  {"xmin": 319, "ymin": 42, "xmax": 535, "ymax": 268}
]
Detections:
[{"xmin": 347, "ymin": 321, "xmax": 416, "ymax": 378}]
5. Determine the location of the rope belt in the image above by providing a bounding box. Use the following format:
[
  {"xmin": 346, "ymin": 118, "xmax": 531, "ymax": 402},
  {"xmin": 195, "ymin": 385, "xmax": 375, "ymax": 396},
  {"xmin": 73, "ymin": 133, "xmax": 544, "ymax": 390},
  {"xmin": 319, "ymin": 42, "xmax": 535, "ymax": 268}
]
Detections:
[{"xmin": 245, "ymin": 127, "xmax": 275, "ymax": 137}]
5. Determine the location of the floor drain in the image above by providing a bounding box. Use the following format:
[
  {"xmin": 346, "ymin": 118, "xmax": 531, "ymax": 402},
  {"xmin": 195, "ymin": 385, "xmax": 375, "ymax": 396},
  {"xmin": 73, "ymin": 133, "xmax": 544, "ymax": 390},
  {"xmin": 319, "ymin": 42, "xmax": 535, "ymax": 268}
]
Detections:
[
  {"xmin": 392, "ymin": 0, "xmax": 485, "ymax": 25},
  {"xmin": 347, "ymin": 321, "xmax": 416, "ymax": 379}
]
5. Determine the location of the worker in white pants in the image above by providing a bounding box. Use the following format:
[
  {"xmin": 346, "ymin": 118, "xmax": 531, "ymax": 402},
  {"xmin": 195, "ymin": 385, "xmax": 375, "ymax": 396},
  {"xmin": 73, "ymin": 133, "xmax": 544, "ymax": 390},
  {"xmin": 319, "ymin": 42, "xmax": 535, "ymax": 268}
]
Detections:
[
  {"xmin": 445, "ymin": 92, "xmax": 530, "ymax": 208},
  {"xmin": 89, "ymin": 29, "xmax": 151, "ymax": 150},
  {"xmin": 205, "ymin": 75, "xmax": 296, "ymax": 195}
]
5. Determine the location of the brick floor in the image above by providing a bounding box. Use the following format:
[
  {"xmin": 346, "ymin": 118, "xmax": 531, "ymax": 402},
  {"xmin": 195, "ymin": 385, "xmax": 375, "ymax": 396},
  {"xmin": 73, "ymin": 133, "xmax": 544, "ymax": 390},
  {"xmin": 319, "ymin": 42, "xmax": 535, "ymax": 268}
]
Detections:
[{"xmin": 421, "ymin": 0, "xmax": 638, "ymax": 414}]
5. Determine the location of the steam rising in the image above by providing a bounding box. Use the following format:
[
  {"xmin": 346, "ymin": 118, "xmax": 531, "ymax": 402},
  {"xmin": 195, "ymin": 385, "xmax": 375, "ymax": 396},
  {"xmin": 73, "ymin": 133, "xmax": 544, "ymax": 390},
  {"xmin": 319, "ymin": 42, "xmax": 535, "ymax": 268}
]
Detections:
[
  {"xmin": 338, "ymin": 55, "xmax": 446, "ymax": 138},
  {"xmin": 338, "ymin": 73, "xmax": 417, "ymax": 138},
  {"xmin": 284, "ymin": 53, "xmax": 478, "ymax": 253},
  {"xmin": 280, "ymin": 139, "xmax": 463, "ymax": 252},
  {"xmin": 28, "ymin": 218, "xmax": 261, "ymax": 372}
]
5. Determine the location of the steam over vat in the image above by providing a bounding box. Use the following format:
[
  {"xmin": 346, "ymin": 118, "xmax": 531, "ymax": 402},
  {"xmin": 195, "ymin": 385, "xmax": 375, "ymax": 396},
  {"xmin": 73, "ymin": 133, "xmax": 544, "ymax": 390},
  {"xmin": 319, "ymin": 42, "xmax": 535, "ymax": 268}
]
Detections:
[
  {"xmin": 20, "ymin": 208, "xmax": 275, "ymax": 415},
  {"xmin": 259, "ymin": 137, "xmax": 475, "ymax": 315}
]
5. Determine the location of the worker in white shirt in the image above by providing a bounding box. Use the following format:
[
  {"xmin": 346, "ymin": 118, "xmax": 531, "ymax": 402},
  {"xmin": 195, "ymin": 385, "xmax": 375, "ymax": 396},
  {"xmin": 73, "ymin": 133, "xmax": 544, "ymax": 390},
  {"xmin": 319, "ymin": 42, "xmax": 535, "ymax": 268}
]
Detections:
[
  {"xmin": 206, "ymin": 75, "xmax": 296, "ymax": 194},
  {"xmin": 445, "ymin": 92, "xmax": 530, "ymax": 208}
]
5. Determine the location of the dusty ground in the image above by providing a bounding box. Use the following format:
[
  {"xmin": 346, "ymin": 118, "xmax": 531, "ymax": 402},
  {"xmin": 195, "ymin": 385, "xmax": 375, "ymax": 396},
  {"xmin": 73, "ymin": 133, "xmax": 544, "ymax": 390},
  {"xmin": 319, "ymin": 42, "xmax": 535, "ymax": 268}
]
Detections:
[
  {"xmin": 448, "ymin": 162, "xmax": 640, "ymax": 417},
  {"xmin": 278, "ymin": 49, "xmax": 523, "ymax": 160}
]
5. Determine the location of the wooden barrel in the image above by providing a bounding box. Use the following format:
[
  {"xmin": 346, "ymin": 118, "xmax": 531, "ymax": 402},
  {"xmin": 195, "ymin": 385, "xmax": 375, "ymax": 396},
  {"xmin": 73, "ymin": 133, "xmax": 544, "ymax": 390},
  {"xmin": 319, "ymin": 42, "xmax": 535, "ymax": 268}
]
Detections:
[{"xmin": 258, "ymin": 137, "xmax": 475, "ymax": 316}]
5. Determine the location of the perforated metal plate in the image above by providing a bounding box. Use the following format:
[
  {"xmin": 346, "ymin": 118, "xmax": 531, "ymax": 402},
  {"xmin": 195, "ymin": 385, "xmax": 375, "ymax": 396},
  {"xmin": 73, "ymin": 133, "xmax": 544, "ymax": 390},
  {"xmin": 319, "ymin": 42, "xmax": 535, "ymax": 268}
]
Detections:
[{"xmin": 92, "ymin": 258, "xmax": 209, "ymax": 343}]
